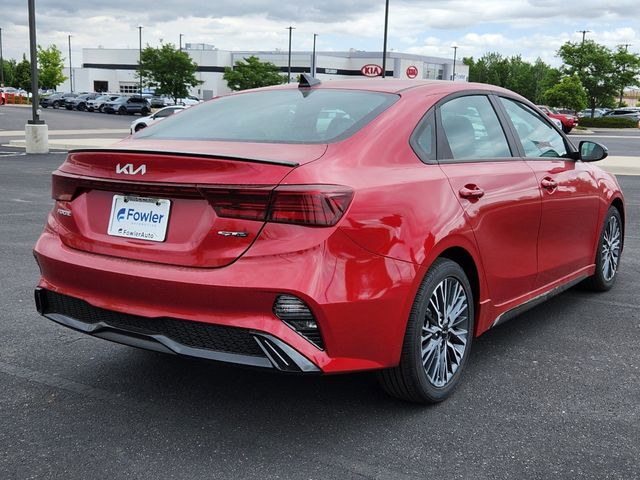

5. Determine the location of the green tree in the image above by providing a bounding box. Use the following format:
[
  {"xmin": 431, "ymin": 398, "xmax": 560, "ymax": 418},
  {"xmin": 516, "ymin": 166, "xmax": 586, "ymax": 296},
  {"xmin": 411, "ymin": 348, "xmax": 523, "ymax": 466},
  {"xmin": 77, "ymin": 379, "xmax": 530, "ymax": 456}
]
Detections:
[
  {"xmin": 557, "ymin": 40, "xmax": 618, "ymax": 115},
  {"xmin": 464, "ymin": 53, "xmax": 559, "ymax": 104},
  {"xmin": 1, "ymin": 58, "xmax": 17, "ymax": 87},
  {"xmin": 611, "ymin": 46, "xmax": 640, "ymax": 107},
  {"xmin": 543, "ymin": 75, "xmax": 588, "ymax": 111},
  {"xmin": 223, "ymin": 56, "xmax": 286, "ymax": 91},
  {"xmin": 37, "ymin": 44, "xmax": 67, "ymax": 90},
  {"xmin": 14, "ymin": 55, "xmax": 32, "ymax": 92},
  {"xmin": 137, "ymin": 44, "xmax": 201, "ymax": 104}
]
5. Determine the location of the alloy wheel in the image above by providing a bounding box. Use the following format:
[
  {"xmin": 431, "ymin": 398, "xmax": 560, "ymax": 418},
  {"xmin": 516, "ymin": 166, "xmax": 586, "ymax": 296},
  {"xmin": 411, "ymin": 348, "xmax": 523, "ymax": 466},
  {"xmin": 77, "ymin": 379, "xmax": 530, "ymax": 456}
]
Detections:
[
  {"xmin": 601, "ymin": 215, "xmax": 621, "ymax": 281},
  {"xmin": 421, "ymin": 277, "xmax": 470, "ymax": 387}
]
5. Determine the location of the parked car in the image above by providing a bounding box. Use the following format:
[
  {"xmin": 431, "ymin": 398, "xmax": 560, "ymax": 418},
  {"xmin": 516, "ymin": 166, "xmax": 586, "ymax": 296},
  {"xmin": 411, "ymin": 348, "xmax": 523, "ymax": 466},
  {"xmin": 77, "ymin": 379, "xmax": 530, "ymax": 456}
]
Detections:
[
  {"xmin": 65, "ymin": 93, "xmax": 102, "ymax": 111},
  {"xmin": 603, "ymin": 109, "xmax": 640, "ymax": 122},
  {"xmin": 34, "ymin": 78, "xmax": 624, "ymax": 404},
  {"xmin": 176, "ymin": 95, "xmax": 202, "ymax": 106},
  {"xmin": 536, "ymin": 105, "xmax": 578, "ymax": 133},
  {"xmin": 130, "ymin": 105, "xmax": 186, "ymax": 133},
  {"xmin": 149, "ymin": 95, "xmax": 175, "ymax": 108},
  {"xmin": 578, "ymin": 108, "xmax": 606, "ymax": 118},
  {"xmin": 40, "ymin": 92, "xmax": 77, "ymax": 109},
  {"xmin": 86, "ymin": 94, "xmax": 120, "ymax": 112},
  {"xmin": 102, "ymin": 96, "xmax": 150, "ymax": 115}
]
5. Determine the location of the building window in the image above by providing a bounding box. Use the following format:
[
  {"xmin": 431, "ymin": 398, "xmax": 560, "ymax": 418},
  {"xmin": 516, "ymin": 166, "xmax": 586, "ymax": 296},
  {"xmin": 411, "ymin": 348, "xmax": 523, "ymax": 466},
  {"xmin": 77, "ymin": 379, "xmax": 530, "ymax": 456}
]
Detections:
[
  {"xmin": 119, "ymin": 83, "xmax": 138, "ymax": 94},
  {"xmin": 423, "ymin": 63, "xmax": 443, "ymax": 80}
]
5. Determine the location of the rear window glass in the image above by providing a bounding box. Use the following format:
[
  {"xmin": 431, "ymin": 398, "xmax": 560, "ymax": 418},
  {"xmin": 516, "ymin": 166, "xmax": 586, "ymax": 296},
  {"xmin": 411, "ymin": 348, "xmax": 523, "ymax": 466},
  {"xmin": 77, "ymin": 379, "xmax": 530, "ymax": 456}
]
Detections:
[{"xmin": 135, "ymin": 89, "xmax": 398, "ymax": 144}]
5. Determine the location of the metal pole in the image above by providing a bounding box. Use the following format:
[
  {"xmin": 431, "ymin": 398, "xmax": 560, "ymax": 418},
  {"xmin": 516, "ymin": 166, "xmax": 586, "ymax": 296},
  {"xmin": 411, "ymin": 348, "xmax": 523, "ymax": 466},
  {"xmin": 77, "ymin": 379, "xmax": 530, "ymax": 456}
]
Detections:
[
  {"xmin": 179, "ymin": 33, "xmax": 183, "ymax": 51},
  {"xmin": 578, "ymin": 30, "xmax": 590, "ymax": 44},
  {"xmin": 0, "ymin": 28, "xmax": 4, "ymax": 86},
  {"xmin": 452, "ymin": 46, "xmax": 458, "ymax": 81},
  {"xmin": 382, "ymin": 0, "xmax": 389, "ymax": 78},
  {"xmin": 27, "ymin": 0, "xmax": 42, "ymax": 123},
  {"xmin": 68, "ymin": 35, "xmax": 73, "ymax": 92},
  {"xmin": 286, "ymin": 26, "xmax": 294, "ymax": 83},
  {"xmin": 138, "ymin": 25, "xmax": 143, "ymax": 96},
  {"xmin": 312, "ymin": 33, "xmax": 317, "ymax": 76}
]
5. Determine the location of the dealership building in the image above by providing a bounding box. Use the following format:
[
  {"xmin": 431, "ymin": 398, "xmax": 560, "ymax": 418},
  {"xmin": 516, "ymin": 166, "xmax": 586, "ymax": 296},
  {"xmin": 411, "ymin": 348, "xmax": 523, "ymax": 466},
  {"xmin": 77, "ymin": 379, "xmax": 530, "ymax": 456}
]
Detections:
[{"xmin": 61, "ymin": 45, "xmax": 469, "ymax": 98}]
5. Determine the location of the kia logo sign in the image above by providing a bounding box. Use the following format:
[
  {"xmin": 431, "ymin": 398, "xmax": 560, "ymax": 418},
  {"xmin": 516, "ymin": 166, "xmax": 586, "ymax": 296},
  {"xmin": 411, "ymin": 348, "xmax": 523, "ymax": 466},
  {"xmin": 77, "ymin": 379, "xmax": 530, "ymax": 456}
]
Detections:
[
  {"xmin": 406, "ymin": 65, "xmax": 418, "ymax": 79},
  {"xmin": 361, "ymin": 64, "xmax": 383, "ymax": 77}
]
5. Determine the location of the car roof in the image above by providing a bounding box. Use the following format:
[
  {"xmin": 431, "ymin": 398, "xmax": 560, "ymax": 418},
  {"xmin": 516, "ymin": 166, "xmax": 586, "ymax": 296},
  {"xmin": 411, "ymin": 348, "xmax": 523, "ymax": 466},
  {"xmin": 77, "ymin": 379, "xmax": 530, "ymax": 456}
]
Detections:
[{"xmin": 259, "ymin": 79, "xmax": 518, "ymax": 96}]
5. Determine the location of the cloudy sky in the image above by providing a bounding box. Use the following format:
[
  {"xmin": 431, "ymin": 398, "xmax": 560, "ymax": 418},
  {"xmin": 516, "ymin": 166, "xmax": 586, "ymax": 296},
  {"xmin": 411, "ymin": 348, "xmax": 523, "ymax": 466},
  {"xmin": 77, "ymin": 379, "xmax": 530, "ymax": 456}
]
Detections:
[{"xmin": 1, "ymin": 1, "xmax": 639, "ymax": 67}]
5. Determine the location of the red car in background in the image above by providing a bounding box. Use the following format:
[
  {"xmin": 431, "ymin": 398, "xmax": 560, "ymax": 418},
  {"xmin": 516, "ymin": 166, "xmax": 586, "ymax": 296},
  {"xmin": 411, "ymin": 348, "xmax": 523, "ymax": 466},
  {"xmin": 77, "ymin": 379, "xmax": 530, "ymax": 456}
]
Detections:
[
  {"xmin": 34, "ymin": 78, "xmax": 624, "ymax": 403},
  {"xmin": 537, "ymin": 105, "xmax": 579, "ymax": 133}
]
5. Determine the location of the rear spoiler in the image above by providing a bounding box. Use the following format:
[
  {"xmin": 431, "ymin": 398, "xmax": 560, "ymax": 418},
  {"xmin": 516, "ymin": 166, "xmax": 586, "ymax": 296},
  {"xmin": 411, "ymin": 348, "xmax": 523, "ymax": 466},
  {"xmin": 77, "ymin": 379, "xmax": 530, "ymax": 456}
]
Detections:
[{"xmin": 67, "ymin": 148, "xmax": 300, "ymax": 168}]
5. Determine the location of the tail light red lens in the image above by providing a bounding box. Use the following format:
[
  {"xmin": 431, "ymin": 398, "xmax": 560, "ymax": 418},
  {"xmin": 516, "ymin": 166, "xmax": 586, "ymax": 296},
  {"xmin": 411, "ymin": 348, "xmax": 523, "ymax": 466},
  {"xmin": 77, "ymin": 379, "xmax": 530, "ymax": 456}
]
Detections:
[
  {"xmin": 52, "ymin": 171, "xmax": 79, "ymax": 201},
  {"xmin": 198, "ymin": 186, "xmax": 273, "ymax": 221},
  {"xmin": 269, "ymin": 185, "xmax": 353, "ymax": 227},
  {"xmin": 201, "ymin": 184, "xmax": 353, "ymax": 227}
]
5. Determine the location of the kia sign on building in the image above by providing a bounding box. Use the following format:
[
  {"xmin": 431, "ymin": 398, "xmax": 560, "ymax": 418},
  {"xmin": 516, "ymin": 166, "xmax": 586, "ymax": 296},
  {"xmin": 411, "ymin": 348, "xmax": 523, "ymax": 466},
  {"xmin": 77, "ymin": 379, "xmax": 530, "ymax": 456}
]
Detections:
[
  {"xmin": 361, "ymin": 64, "xmax": 383, "ymax": 77},
  {"xmin": 406, "ymin": 66, "xmax": 418, "ymax": 79}
]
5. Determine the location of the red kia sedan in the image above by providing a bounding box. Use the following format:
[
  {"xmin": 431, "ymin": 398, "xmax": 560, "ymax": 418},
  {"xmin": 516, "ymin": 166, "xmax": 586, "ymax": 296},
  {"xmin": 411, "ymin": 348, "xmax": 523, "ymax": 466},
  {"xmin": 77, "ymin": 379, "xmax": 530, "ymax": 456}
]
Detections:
[{"xmin": 34, "ymin": 77, "xmax": 624, "ymax": 403}]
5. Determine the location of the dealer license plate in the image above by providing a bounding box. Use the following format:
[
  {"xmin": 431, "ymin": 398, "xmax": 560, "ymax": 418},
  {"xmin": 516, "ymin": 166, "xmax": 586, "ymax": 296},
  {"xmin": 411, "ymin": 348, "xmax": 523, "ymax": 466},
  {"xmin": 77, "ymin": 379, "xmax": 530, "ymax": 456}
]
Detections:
[{"xmin": 107, "ymin": 195, "xmax": 171, "ymax": 242}]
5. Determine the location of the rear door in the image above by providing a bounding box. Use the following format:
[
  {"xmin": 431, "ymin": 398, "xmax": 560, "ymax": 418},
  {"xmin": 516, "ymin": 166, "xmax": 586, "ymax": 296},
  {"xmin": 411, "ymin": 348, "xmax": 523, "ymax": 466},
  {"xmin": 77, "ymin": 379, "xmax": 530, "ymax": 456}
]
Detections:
[
  {"xmin": 496, "ymin": 97, "xmax": 599, "ymax": 286},
  {"xmin": 432, "ymin": 94, "xmax": 541, "ymax": 306}
]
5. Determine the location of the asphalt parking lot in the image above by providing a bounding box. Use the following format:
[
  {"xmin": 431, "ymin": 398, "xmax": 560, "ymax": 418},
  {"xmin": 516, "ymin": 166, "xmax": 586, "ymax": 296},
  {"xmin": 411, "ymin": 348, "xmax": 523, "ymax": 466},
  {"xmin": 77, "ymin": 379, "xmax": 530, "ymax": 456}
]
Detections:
[{"xmin": 0, "ymin": 110, "xmax": 639, "ymax": 479}]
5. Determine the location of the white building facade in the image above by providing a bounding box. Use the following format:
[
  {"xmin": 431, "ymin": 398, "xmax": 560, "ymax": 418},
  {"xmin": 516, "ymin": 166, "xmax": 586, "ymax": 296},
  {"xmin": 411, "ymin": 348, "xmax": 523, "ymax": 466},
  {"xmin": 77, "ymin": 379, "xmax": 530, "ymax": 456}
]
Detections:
[{"xmin": 60, "ymin": 46, "xmax": 469, "ymax": 97}]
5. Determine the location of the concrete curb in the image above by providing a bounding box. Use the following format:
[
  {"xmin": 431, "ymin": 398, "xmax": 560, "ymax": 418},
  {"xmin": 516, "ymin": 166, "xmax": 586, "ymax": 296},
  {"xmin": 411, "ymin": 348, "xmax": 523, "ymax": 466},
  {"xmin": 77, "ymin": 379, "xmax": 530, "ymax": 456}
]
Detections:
[{"xmin": 6, "ymin": 138, "xmax": 121, "ymax": 149}]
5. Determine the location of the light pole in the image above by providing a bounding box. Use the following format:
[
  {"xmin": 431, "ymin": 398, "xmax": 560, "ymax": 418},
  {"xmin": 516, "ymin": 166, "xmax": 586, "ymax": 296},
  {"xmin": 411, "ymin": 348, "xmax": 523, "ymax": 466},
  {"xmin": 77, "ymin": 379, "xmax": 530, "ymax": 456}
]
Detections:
[
  {"xmin": 0, "ymin": 28, "xmax": 4, "ymax": 86},
  {"xmin": 138, "ymin": 25, "xmax": 143, "ymax": 96},
  {"xmin": 286, "ymin": 26, "xmax": 295, "ymax": 83},
  {"xmin": 381, "ymin": 0, "xmax": 389, "ymax": 78},
  {"xmin": 179, "ymin": 33, "xmax": 183, "ymax": 51},
  {"xmin": 311, "ymin": 33, "xmax": 318, "ymax": 76},
  {"xmin": 68, "ymin": 34, "xmax": 73, "ymax": 92},
  {"xmin": 577, "ymin": 29, "xmax": 591, "ymax": 45},
  {"xmin": 27, "ymin": 0, "xmax": 41, "ymax": 124},
  {"xmin": 451, "ymin": 45, "xmax": 458, "ymax": 81},
  {"xmin": 26, "ymin": 0, "xmax": 47, "ymax": 153}
]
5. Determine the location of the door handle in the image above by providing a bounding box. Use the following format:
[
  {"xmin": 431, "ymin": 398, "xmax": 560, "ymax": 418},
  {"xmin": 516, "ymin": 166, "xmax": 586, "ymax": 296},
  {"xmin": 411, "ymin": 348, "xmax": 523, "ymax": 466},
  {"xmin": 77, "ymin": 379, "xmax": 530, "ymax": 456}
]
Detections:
[
  {"xmin": 459, "ymin": 185, "xmax": 485, "ymax": 199},
  {"xmin": 541, "ymin": 178, "xmax": 558, "ymax": 190}
]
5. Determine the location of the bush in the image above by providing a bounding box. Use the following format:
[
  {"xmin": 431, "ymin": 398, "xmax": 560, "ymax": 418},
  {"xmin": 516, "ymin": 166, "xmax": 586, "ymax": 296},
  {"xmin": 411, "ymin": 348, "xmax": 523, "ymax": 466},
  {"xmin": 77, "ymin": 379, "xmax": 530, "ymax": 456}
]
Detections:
[{"xmin": 579, "ymin": 116, "xmax": 639, "ymax": 128}]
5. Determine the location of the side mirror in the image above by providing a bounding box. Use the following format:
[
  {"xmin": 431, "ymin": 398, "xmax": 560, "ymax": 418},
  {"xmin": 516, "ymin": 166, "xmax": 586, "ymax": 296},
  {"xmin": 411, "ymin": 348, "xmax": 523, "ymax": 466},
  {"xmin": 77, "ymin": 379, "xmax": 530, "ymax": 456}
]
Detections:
[{"xmin": 579, "ymin": 141, "xmax": 608, "ymax": 162}]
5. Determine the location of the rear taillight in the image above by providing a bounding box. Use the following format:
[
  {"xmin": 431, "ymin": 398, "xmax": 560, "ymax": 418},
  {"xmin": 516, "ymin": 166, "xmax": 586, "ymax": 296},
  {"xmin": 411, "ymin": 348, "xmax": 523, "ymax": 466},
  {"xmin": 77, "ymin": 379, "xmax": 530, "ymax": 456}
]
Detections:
[
  {"xmin": 198, "ymin": 186, "xmax": 273, "ymax": 221},
  {"xmin": 52, "ymin": 172, "xmax": 78, "ymax": 201},
  {"xmin": 201, "ymin": 185, "xmax": 353, "ymax": 227},
  {"xmin": 52, "ymin": 170, "xmax": 353, "ymax": 228}
]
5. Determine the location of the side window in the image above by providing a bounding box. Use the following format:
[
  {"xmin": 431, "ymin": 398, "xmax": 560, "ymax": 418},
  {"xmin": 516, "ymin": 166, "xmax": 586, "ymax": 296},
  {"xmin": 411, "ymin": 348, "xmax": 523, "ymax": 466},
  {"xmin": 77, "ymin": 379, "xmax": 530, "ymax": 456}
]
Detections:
[
  {"xmin": 499, "ymin": 98, "xmax": 568, "ymax": 158},
  {"xmin": 439, "ymin": 95, "xmax": 512, "ymax": 160},
  {"xmin": 411, "ymin": 113, "xmax": 436, "ymax": 163},
  {"xmin": 155, "ymin": 109, "xmax": 173, "ymax": 118}
]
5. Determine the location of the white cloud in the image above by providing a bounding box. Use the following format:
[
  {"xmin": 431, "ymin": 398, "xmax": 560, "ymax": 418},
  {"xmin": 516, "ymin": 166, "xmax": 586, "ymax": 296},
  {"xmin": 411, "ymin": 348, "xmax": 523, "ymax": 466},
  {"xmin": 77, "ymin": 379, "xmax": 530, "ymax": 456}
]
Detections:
[{"xmin": 0, "ymin": 1, "xmax": 638, "ymax": 71}]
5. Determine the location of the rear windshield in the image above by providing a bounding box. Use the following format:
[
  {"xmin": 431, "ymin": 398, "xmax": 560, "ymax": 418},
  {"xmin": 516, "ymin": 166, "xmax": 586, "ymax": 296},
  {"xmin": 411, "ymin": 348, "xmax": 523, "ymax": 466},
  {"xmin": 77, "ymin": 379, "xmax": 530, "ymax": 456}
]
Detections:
[{"xmin": 135, "ymin": 89, "xmax": 398, "ymax": 144}]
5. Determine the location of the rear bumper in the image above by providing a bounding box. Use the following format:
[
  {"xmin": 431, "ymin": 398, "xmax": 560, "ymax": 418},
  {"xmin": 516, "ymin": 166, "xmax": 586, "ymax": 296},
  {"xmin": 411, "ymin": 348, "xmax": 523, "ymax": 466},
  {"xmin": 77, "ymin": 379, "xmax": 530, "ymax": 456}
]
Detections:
[
  {"xmin": 33, "ymin": 226, "xmax": 418, "ymax": 374},
  {"xmin": 35, "ymin": 288, "xmax": 319, "ymax": 373}
]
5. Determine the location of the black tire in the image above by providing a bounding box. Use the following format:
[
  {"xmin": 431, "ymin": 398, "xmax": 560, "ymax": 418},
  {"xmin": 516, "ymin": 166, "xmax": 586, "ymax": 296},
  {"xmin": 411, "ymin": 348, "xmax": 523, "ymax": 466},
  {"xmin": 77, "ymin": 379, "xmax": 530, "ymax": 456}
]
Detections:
[
  {"xmin": 583, "ymin": 207, "xmax": 623, "ymax": 291},
  {"xmin": 562, "ymin": 125, "xmax": 572, "ymax": 134},
  {"xmin": 52, "ymin": 101, "xmax": 60, "ymax": 109},
  {"xmin": 98, "ymin": 105, "xmax": 104, "ymax": 113},
  {"xmin": 77, "ymin": 103, "xmax": 86, "ymax": 111},
  {"xmin": 377, "ymin": 258, "xmax": 475, "ymax": 403},
  {"xmin": 140, "ymin": 107, "xmax": 149, "ymax": 116},
  {"xmin": 118, "ymin": 106, "xmax": 127, "ymax": 115},
  {"xmin": 134, "ymin": 123, "xmax": 147, "ymax": 132}
]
